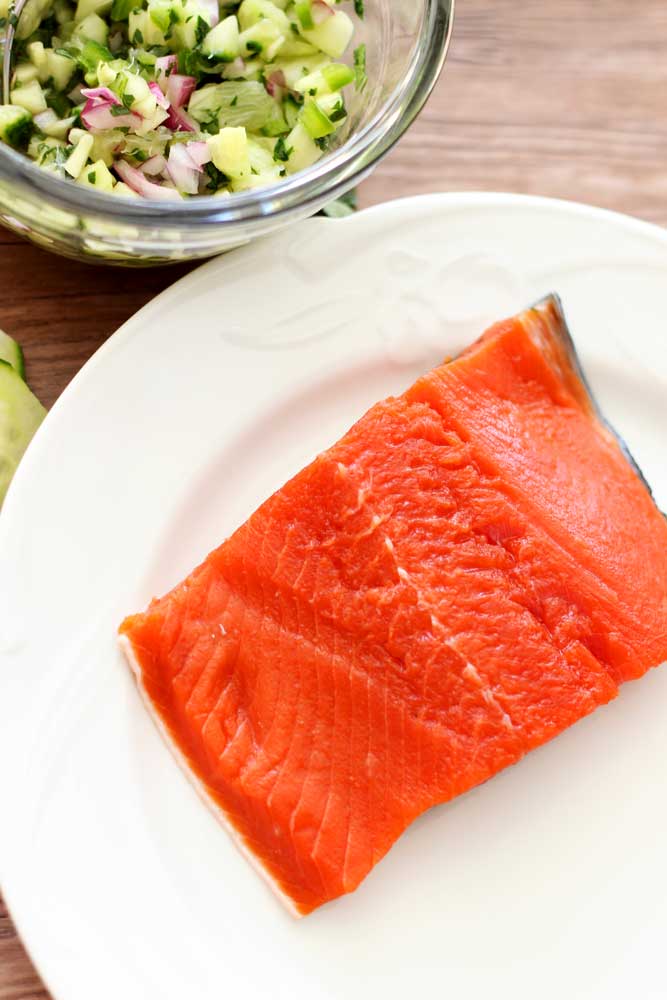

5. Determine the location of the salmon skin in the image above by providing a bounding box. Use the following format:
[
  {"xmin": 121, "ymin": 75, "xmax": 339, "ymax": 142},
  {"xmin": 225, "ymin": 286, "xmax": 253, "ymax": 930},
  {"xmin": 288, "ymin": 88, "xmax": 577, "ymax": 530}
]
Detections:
[{"xmin": 119, "ymin": 295, "xmax": 667, "ymax": 916}]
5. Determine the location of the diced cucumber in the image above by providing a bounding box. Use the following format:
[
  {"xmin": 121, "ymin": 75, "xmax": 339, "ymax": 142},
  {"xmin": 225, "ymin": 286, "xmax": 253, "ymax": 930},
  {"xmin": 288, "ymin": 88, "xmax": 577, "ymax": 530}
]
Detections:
[
  {"xmin": 90, "ymin": 130, "xmax": 124, "ymax": 165},
  {"xmin": 65, "ymin": 132, "xmax": 94, "ymax": 177},
  {"xmin": 277, "ymin": 36, "xmax": 319, "ymax": 57},
  {"xmin": 299, "ymin": 9, "xmax": 353, "ymax": 58},
  {"xmin": 27, "ymin": 41, "xmax": 48, "ymax": 70},
  {"xmin": 237, "ymin": 0, "xmax": 290, "ymax": 33},
  {"xmin": 112, "ymin": 181, "xmax": 140, "ymax": 198},
  {"xmin": 299, "ymin": 96, "xmax": 334, "ymax": 138},
  {"xmin": 16, "ymin": 0, "xmax": 52, "ymax": 38},
  {"xmin": 207, "ymin": 125, "xmax": 250, "ymax": 179},
  {"xmin": 284, "ymin": 120, "xmax": 321, "ymax": 172},
  {"xmin": 77, "ymin": 158, "xmax": 115, "ymax": 190},
  {"xmin": 0, "ymin": 331, "xmax": 25, "ymax": 379},
  {"xmin": 265, "ymin": 53, "xmax": 327, "ymax": 88},
  {"xmin": 72, "ymin": 12, "xmax": 109, "ymax": 44},
  {"xmin": 10, "ymin": 81, "xmax": 48, "ymax": 116},
  {"xmin": 44, "ymin": 49, "xmax": 77, "ymax": 90},
  {"xmin": 293, "ymin": 68, "xmax": 328, "ymax": 96},
  {"xmin": 239, "ymin": 20, "xmax": 285, "ymax": 60},
  {"xmin": 201, "ymin": 15, "xmax": 240, "ymax": 62},
  {"xmin": 294, "ymin": 0, "xmax": 313, "ymax": 29},
  {"xmin": 41, "ymin": 114, "xmax": 76, "ymax": 139},
  {"xmin": 28, "ymin": 134, "xmax": 67, "ymax": 165},
  {"xmin": 75, "ymin": 0, "xmax": 113, "ymax": 22},
  {"xmin": 13, "ymin": 63, "xmax": 40, "ymax": 86},
  {"xmin": 0, "ymin": 361, "xmax": 46, "ymax": 507},
  {"xmin": 321, "ymin": 61, "xmax": 354, "ymax": 90},
  {"xmin": 128, "ymin": 9, "xmax": 166, "ymax": 47}
]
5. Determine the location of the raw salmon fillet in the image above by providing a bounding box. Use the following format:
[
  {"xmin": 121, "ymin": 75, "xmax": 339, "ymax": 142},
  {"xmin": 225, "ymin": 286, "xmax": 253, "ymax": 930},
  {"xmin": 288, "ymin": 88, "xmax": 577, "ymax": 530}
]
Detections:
[{"xmin": 119, "ymin": 295, "xmax": 667, "ymax": 916}]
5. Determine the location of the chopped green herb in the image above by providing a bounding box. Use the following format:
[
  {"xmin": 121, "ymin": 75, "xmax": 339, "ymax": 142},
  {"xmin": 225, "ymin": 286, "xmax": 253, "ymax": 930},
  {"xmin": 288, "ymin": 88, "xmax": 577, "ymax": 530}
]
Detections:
[
  {"xmin": 194, "ymin": 15, "xmax": 208, "ymax": 45},
  {"xmin": 204, "ymin": 160, "xmax": 227, "ymax": 191},
  {"xmin": 87, "ymin": 169, "xmax": 97, "ymax": 182},
  {"xmin": 354, "ymin": 0, "xmax": 364, "ymax": 17},
  {"xmin": 273, "ymin": 136, "xmax": 293, "ymax": 162},
  {"xmin": 353, "ymin": 43, "xmax": 367, "ymax": 92}
]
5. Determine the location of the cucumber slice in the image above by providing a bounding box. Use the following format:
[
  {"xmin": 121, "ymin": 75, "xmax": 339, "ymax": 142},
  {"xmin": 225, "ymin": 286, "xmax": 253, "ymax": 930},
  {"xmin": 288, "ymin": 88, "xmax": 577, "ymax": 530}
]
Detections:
[
  {"xmin": 0, "ymin": 331, "xmax": 25, "ymax": 379},
  {"xmin": 0, "ymin": 361, "xmax": 46, "ymax": 506},
  {"xmin": 0, "ymin": 105, "xmax": 33, "ymax": 148}
]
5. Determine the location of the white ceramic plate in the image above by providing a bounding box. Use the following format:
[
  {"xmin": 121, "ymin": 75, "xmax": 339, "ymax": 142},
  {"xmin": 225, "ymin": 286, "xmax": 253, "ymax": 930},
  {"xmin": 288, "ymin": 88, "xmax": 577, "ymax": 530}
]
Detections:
[{"xmin": 3, "ymin": 193, "xmax": 667, "ymax": 1000}]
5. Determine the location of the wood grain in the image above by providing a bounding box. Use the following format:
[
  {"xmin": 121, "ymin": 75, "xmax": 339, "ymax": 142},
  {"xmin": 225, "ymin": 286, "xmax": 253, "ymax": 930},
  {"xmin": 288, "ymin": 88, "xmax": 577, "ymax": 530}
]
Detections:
[{"xmin": 2, "ymin": 1, "xmax": 667, "ymax": 994}]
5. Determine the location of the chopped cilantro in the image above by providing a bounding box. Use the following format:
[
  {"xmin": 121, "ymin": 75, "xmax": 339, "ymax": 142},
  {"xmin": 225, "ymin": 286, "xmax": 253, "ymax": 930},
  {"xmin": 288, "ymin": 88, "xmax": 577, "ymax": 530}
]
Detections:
[
  {"xmin": 328, "ymin": 99, "xmax": 346, "ymax": 123},
  {"xmin": 273, "ymin": 136, "xmax": 292, "ymax": 162},
  {"xmin": 353, "ymin": 43, "xmax": 367, "ymax": 92},
  {"xmin": 132, "ymin": 27, "xmax": 144, "ymax": 43},
  {"xmin": 88, "ymin": 169, "xmax": 97, "ymax": 182},
  {"xmin": 354, "ymin": 0, "xmax": 364, "ymax": 17},
  {"xmin": 204, "ymin": 160, "xmax": 227, "ymax": 191},
  {"xmin": 246, "ymin": 39, "xmax": 262, "ymax": 54},
  {"xmin": 230, "ymin": 95, "xmax": 238, "ymax": 106},
  {"xmin": 194, "ymin": 15, "xmax": 208, "ymax": 45}
]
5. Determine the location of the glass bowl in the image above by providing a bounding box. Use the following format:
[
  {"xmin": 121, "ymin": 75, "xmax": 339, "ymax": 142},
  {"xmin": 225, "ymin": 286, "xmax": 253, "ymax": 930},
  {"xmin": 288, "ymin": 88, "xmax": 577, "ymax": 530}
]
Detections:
[{"xmin": 0, "ymin": 0, "xmax": 454, "ymax": 265}]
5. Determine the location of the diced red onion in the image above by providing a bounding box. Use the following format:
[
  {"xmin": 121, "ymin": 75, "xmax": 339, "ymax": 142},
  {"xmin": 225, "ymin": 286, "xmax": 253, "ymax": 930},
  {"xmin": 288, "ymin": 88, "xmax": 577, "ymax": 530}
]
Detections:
[
  {"xmin": 265, "ymin": 69, "xmax": 286, "ymax": 99},
  {"xmin": 312, "ymin": 0, "xmax": 333, "ymax": 23},
  {"xmin": 165, "ymin": 105, "xmax": 197, "ymax": 132},
  {"xmin": 197, "ymin": 0, "xmax": 219, "ymax": 28},
  {"xmin": 148, "ymin": 81, "xmax": 170, "ymax": 110},
  {"xmin": 114, "ymin": 159, "xmax": 181, "ymax": 200},
  {"xmin": 155, "ymin": 54, "xmax": 179, "ymax": 94},
  {"xmin": 139, "ymin": 154, "xmax": 168, "ymax": 176},
  {"xmin": 166, "ymin": 74, "xmax": 197, "ymax": 109},
  {"xmin": 184, "ymin": 140, "xmax": 211, "ymax": 168},
  {"xmin": 81, "ymin": 86, "xmax": 120, "ymax": 107},
  {"xmin": 166, "ymin": 144, "xmax": 200, "ymax": 194},
  {"xmin": 81, "ymin": 101, "xmax": 142, "ymax": 131},
  {"xmin": 223, "ymin": 57, "xmax": 245, "ymax": 79}
]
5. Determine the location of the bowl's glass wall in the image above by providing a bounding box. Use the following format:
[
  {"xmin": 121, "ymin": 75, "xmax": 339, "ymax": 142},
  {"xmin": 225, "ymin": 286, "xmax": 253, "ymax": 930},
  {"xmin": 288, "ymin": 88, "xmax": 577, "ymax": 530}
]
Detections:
[{"xmin": 0, "ymin": 0, "xmax": 451, "ymax": 264}]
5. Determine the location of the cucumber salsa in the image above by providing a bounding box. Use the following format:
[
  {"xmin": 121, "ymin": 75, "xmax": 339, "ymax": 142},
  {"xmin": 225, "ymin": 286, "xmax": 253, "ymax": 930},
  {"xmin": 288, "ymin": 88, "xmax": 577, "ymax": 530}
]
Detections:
[{"xmin": 0, "ymin": 0, "xmax": 366, "ymax": 199}]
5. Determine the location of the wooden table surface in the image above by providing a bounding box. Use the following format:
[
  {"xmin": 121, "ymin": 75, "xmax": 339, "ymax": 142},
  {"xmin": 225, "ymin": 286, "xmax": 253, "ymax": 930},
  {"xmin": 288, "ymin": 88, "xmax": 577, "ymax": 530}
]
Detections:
[{"xmin": 2, "ymin": 0, "xmax": 667, "ymax": 995}]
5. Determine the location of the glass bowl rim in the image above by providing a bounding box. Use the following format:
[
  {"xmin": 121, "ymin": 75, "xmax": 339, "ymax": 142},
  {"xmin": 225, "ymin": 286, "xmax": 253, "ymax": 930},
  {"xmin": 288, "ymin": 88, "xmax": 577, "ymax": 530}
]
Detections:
[{"xmin": 0, "ymin": 0, "xmax": 454, "ymax": 226}]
